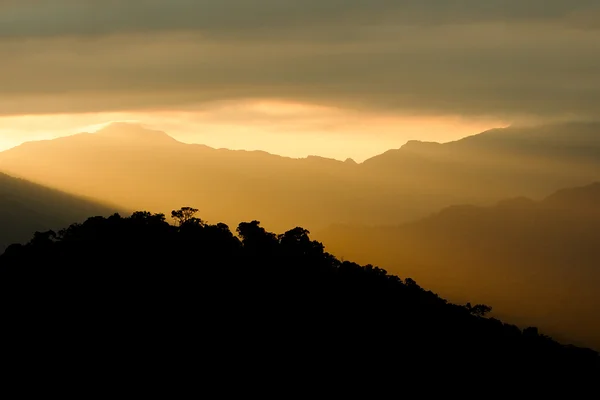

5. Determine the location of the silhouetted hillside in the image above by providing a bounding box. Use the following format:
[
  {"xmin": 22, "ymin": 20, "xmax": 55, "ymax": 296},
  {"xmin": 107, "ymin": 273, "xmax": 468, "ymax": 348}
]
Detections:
[
  {"xmin": 0, "ymin": 208, "xmax": 597, "ymax": 384},
  {"xmin": 316, "ymin": 182, "xmax": 600, "ymax": 350},
  {"xmin": 0, "ymin": 172, "xmax": 121, "ymax": 252},
  {"xmin": 3, "ymin": 121, "xmax": 599, "ymax": 232}
]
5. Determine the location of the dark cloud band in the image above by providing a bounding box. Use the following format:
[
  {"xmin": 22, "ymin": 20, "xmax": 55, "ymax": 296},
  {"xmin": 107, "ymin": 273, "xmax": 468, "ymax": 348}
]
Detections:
[{"xmin": 0, "ymin": 1, "xmax": 599, "ymax": 121}]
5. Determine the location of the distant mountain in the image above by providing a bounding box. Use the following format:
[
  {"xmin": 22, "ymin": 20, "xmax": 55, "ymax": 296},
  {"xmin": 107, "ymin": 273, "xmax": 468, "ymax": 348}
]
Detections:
[
  {"xmin": 362, "ymin": 121, "xmax": 600, "ymax": 201},
  {"xmin": 0, "ymin": 172, "xmax": 121, "ymax": 252},
  {"xmin": 0, "ymin": 121, "xmax": 599, "ymax": 232},
  {"xmin": 0, "ymin": 122, "xmax": 451, "ymax": 232},
  {"xmin": 542, "ymin": 182, "xmax": 600, "ymax": 211},
  {"xmin": 316, "ymin": 182, "xmax": 600, "ymax": 350}
]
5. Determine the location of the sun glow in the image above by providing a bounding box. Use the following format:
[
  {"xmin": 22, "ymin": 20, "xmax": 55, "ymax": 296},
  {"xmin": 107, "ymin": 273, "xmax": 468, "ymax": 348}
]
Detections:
[{"xmin": 0, "ymin": 100, "xmax": 507, "ymax": 161}]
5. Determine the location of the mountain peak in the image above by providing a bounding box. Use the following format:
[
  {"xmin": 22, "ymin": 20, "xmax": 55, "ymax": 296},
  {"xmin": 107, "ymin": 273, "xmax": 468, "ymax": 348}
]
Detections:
[
  {"xmin": 400, "ymin": 140, "xmax": 442, "ymax": 152},
  {"xmin": 94, "ymin": 123, "xmax": 177, "ymax": 144},
  {"xmin": 542, "ymin": 182, "xmax": 600, "ymax": 210}
]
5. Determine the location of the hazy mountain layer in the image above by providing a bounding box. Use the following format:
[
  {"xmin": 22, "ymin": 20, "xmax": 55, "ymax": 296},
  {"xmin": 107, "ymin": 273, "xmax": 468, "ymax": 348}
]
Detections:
[
  {"xmin": 1, "ymin": 121, "xmax": 599, "ymax": 233},
  {"xmin": 315, "ymin": 182, "xmax": 600, "ymax": 350},
  {"xmin": 362, "ymin": 121, "xmax": 600, "ymax": 201},
  {"xmin": 0, "ymin": 123, "xmax": 388, "ymax": 232}
]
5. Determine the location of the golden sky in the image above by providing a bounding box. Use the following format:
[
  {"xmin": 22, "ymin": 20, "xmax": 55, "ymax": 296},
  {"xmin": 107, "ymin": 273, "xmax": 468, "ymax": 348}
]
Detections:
[{"xmin": 0, "ymin": 101, "xmax": 505, "ymax": 162}]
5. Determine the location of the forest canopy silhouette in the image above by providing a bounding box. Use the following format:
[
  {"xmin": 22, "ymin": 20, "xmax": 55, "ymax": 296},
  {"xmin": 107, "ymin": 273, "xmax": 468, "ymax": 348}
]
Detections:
[{"xmin": 1, "ymin": 207, "xmax": 598, "ymax": 383}]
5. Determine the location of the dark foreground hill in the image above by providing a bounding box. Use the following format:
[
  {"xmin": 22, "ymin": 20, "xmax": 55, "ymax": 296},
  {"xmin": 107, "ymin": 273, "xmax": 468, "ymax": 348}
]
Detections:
[{"xmin": 0, "ymin": 208, "xmax": 597, "ymax": 387}]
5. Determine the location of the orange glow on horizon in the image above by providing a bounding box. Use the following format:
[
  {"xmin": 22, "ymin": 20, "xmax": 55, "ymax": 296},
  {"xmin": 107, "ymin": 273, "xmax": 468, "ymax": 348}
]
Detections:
[{"xmin": 0, "ymin": 100, "xmax": 507, "ymax": 162}]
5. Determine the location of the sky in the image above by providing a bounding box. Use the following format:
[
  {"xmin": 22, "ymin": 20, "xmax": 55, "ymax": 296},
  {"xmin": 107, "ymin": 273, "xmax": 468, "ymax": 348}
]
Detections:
[{"xmin": 1, "ymin": 1, "xmax": 599, "ymax": 160}]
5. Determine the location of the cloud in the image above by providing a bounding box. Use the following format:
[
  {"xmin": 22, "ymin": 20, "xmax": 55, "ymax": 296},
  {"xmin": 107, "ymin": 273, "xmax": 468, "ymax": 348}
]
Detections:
[
  {"xmin": 1, "ymin": 1, "xmax": 599, "ymax": 121},
  {"xmin": 1, "ymin": 1, "xmax": 598, "ymax": 38}
]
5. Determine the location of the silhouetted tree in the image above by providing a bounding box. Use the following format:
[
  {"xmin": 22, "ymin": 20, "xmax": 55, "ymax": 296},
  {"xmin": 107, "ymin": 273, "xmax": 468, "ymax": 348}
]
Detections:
[
  {"xmin": 30, "ymin": 230, "xmax": 57, "ymax": 246},
  {"xmin": 524, "ymin": 327, "xmax": 539, "ymax": 337},
  {"xmin": 404, "ymin": 277, "xmax": 419, "ymax": 288},
  {"xmin": 466, "ymin": 303, "xmax": 493, "ymax": 317},
  {"xmin": 132, "ymin": 211, "xmax": 166, "ymax": 224},
  {"xmin": 236, "ymin": 220, "xmax": 278, "ymax": 255},
  {"xmin": 171, "ymin": 207, "xmax": 202, "ymax": 226}
]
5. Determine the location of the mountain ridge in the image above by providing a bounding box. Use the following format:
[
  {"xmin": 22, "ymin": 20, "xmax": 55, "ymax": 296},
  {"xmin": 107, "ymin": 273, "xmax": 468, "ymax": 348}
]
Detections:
[
  {"xmin": 9, "ymin": 120, "xmax": 600, "ymax": 165},
  {"xmin": 1, "ymin": 121, "xmax": 599, "ymax": 232},
  {"xmin": 315, "ymin": 181, "xmax": 600, "ymax": 350}
]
